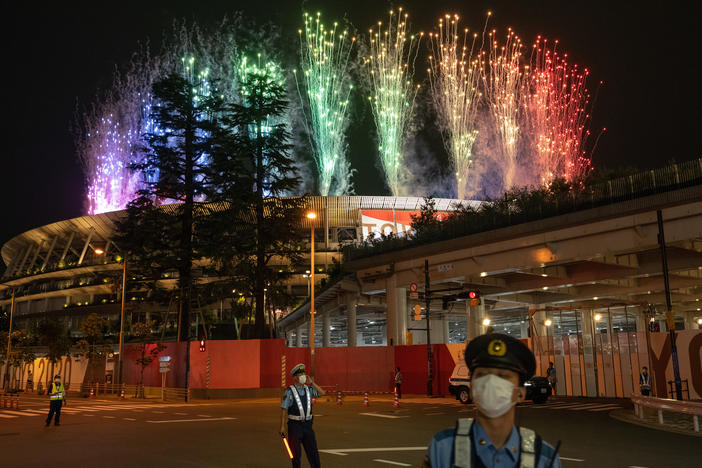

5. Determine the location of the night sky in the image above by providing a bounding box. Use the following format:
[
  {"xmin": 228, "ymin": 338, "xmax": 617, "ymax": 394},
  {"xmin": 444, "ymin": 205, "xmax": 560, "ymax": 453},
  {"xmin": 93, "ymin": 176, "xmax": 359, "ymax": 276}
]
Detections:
[{"xmin": 3, "ymin": 1, "xmax": 700, "ymax": 256}]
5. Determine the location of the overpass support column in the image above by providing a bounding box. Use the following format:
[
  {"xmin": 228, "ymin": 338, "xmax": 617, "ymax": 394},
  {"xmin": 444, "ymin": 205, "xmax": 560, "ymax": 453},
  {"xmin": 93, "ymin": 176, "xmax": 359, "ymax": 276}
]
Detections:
[
  {"xmin": 385, "ymin": 276, "xmax": 407, "ymax": 346},
  {"xmin": 466, "ymin": 303, "xmax": 486, "ymax": 341},
  {"xmin": 346, "ymin": 297, "xmax": 357, "ymax": 347},
  {"xmin": 635, "ymin": 308, "xmax": 648, "ymax": 333},
  {"xmin": 580, "ymin": 309, "xmax": 598, "ymax": 397},
  {"xmin": 322, "ymin": 312, "xmax": 331, "ymax": 348},
  {"xmin": 442, "ymin": 315, "xmax": 450, "ymax": 344},
  {"xmin": 296, "ymin": 324, "xmax": 304, "ymax": 347}
]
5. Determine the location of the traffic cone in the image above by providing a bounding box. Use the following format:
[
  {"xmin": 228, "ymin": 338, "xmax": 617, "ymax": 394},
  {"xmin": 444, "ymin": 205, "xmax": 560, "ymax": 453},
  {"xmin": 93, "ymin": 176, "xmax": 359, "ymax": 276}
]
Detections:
[
  {"xmin": 393, "ymin": 390, "xmax": 400, "ymax": 408},
  {"xmin": 89, "ymin": 388, "xmax": 95, "ymax": 399},
  {"xmin": 363, "ymin": 392, "xmax": 369, "ymax": 407},
  {"xmin": 311, "ymin": 396, "xmax": 316, "ymax": 405},
  {"xmin": 119, "ymin": 389, "xmax": 125, "ymax": 400},
  {"xmin": 336, "ymin": 391, "xmax": 343, "ymax": 406}
]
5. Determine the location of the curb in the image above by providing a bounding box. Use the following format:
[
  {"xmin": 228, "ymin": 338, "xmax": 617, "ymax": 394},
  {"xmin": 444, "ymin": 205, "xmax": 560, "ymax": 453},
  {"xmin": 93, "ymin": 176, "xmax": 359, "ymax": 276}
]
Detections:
[{"xmin": 610, "ymin": 409, "xmax": 702, "ymax": 438}]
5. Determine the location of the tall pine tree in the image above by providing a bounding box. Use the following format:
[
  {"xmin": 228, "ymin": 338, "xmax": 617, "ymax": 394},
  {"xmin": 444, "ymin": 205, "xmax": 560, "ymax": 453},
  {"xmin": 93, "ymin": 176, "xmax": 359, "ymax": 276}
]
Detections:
[
  {"xmin": 202, "ymin": 57, "xmax": 304, "ymax": 338},
  {"xmin": 119, "ymin": 64, "xmax": 223, "ymax": 343}
]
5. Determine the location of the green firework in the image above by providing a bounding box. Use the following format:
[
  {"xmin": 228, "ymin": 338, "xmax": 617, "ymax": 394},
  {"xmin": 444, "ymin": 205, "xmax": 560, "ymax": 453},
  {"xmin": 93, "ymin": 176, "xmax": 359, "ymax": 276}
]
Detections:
[
  {"xmin": 363, "ymin": 8, "xmax": 422, "ymax": 196},
  {"xmin": 295, "ymin": 12, "xmax": 356, "ymax": 195}
]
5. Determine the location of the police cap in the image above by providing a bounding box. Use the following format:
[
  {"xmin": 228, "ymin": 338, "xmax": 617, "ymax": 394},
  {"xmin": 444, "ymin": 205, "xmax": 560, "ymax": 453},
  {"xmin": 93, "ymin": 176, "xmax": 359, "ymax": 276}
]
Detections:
[
  {"xmin": 290, "ymin": 363, "xmax": 306, "ymax": 377},
  {"xmin": 465, "ymin": 333, "xmax": 536, "ymax": 380}
]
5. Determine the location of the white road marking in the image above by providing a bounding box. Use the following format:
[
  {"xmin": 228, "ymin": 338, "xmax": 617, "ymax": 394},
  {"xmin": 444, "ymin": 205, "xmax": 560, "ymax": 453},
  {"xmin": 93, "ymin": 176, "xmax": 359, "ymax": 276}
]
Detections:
[
  {"xmin": 628, "ymin": 465, "xmax": 649, "ymax": 467},
  {"xmin": 174, "ymin": 412, "xmax": 188, "ymax": 415},
  {"xmin": 360, "ymin": 412, "xmax": 410, "ymax": 419},
  {"xmin": 197, "ymin": 414, "xmax": 212, "ymax": 417},
  {"xmin": 23, "ymin": 409, "xmax": 46, "ymax": 414},
  {"xmin": 426, "ymin": 412, "xmax": 445, "ymax": 415},
  {"xmin": 2, "ymin": 410, "xmax": 37, "ymax": 416},
  {"xmin": 561, "ymin": 457, "xmax": 586, "ymax": 462},
  {"xmin": 151, "ymin": 411, "xmax": 166, "ymax": 414},
  {"xmin": 373, "ymin": 459, "xmax": 411, "ymax": 466},
  {"xmin": 569, "ymin": 404, "xmax": 621, "ymax": 411},
  {"xmin": 320, "ymin": 447, "xmax": 427, "ymax": 456},
  {"xmin": 588, "ymin": 405, "xmax": 623, "ymax": 412},
  {"xmin": 0, "ymin": 413, "xmax": 17, "ymax": 418},
  {"xmin": 84, "ymin": 414, "xmax": 95, "ymax": 417},
  {"xmin": 146, "ymin": 417, "xmax": 236, "ymax": 424},
  {"xmin": 123, "ymin": 418, "xmax": 136, "ymax": 421},
  {"xmin": 102, "ymin": 415, "xmax": 116, "ymax": 419}
]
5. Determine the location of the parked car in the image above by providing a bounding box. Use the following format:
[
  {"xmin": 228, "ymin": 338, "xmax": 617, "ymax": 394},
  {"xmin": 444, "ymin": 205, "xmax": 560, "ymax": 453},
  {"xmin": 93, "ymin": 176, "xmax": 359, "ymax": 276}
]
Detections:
[{"xmin": 448, "ymin": 360, "xmax": 552, "ymax": 405}]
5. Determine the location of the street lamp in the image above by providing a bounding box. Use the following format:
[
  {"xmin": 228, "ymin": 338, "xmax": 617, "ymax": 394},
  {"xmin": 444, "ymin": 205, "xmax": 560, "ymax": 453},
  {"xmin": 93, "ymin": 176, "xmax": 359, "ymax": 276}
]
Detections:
[
  {"xmin": 306, "ymin": 211, "xmax": 317, "ymax": 377},
  {"xmin": 545, "ymin": 319, "xmax": 553, "ymax": 327}
]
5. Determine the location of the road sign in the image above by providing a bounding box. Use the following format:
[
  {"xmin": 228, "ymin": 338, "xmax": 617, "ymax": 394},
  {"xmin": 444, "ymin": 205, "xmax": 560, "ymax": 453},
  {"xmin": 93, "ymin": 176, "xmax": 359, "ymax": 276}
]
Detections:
[
  {"xmin": 413, "ymin": 304, "xmax": 422, "ymax": 321},
  {"xmin": 159, "ymin": 367, "xmax": 169, "ymax": 373},
  {"xmin": 159, "ymin": 356, "xmax": 171, "ymax": 373},
  {"xmin": 409, "ymin": 282, "xmax": 418, "ymax": 300}
]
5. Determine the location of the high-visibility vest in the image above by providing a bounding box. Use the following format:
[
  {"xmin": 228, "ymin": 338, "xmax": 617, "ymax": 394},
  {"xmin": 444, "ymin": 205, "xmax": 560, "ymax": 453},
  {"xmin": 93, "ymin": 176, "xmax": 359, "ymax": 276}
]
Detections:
[
  {"xmin": 50, "ymin": 383, "xmax": 65, "ymax": 400},
  {"xmin": 453, "ymin": 418, "xmax": 540, "ymax": 468},
  {"xmin": 287, "ymin": 385, "xmax": 312, "ymax": 421}
]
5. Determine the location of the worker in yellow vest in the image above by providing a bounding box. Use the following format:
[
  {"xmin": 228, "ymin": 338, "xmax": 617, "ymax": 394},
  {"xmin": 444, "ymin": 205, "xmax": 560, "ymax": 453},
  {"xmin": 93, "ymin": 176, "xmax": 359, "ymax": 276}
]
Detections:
[{"xmin": 45, "ymin": 374, "xmax": 66, "ymax": 427}]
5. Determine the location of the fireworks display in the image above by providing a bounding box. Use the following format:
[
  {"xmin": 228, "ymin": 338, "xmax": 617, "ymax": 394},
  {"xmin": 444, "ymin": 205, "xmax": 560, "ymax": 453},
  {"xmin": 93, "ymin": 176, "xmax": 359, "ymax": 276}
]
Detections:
[
  {"xmin": 78, "ymin": 10, "xmax": 601, "ymax": 211},
  {"xmin": 295, "ymin": 12, "xmax": 356, "ymax": 196},
  {"xmin": 522, "ymin": 37, "xmax": 593, "ymax": 184},
  {"xmin": 428, "ymin": 14, "xmax": 482, "ymax": 200},
  {"xmin": 481, "ymin": 26, "xmax": 525, "ymax": 190},
  {"xmin": 363, "ymin": 8, "xmax": 423, "ymax": 196}
]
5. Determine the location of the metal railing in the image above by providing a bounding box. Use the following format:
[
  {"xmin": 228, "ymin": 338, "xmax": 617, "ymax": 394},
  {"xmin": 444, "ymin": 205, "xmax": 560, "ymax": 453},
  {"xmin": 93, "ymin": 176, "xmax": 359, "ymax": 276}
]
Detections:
[{"xmin": 631, "ymin": 395, "xmax": 702, "ymax": 432}]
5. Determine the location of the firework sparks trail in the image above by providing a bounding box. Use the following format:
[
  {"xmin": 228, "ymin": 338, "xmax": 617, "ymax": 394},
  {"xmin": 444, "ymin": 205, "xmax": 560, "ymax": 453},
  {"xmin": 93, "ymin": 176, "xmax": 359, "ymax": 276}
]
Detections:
[
  {"xmin": 481, "ymin": 26, "xmax": 524, "ymax": 191},
  {"xmin": 363, "ymin": 8, "xmax": 423, "ymax": 196},
  {"xmin": 295, "ymin": 12, "xmax": 356, "ymax": 196},
  {"xmin": 428, "ymin": 14, "xmax": 483, "ymax": 199},
  {"xmin": 523, "ymin": 37, "xmax": 593, "ymax": 184}
]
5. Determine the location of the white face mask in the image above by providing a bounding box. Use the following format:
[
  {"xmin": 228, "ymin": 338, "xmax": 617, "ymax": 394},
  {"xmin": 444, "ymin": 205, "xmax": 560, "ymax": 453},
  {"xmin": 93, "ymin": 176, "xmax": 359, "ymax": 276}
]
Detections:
[
  {"xmin": 297, "ymin": 375, "xmax": 307, "ymax": 385},
  {"xmin": 471, "ymin": 374, "xmax": 517, "ymax": 418}
]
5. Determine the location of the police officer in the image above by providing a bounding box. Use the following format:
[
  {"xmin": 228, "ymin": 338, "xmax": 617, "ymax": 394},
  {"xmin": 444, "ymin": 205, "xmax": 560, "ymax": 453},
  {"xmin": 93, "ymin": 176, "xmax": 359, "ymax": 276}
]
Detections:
[
  {"xmin": 423, "ymin": 334, "xmax": 562, "ymax": 468},
  {"xmin": 280, "ymin": 363, "xmax": 326, "ymax": 468},
  {"xmin": 46, "ymin": 374, "xmax": 66, "ymax": 427}
]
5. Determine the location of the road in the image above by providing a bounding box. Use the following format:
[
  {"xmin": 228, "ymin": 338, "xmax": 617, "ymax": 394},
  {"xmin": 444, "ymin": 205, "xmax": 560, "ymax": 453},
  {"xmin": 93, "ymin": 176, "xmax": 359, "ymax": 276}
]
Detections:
[{"xmin": 0, "ymin": 394, "xmax": 698, "ymax": 467}]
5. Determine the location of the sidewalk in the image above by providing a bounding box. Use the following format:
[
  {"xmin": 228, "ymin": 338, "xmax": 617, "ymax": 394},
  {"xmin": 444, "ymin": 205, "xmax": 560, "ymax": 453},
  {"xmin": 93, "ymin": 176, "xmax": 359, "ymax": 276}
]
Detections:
[{"xmin": 611, "ymin": 407, "xmax": 701, "ymax": 438}]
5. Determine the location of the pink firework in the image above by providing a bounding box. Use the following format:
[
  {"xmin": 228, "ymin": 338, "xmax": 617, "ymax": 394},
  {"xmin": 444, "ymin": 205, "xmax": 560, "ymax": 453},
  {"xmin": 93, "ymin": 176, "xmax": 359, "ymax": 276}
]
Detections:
[{"xmin": 522, "ymin": 37, "xmax": 594, "ymax": 184}]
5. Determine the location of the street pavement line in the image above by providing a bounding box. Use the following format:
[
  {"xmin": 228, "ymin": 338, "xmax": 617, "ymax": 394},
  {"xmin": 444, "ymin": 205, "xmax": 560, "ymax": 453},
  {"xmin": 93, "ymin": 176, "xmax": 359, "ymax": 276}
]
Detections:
[
  {"xmin": 123, "ymin": 418, "xmax": 136, "ymax": 421},
  {"xmin": 146, "ymin": 417, "xmax": 236, "ymax": 424},
  {"xmin": 569, "ymin": 404, "xmax": 621, "ymax": 411},
  {"xmin": 587, "ymin": 405, "xmax": 623, "ymax": 412},
  {"xmin": 426, "ymin": 412, "xmax": 445, "ymax": 415},
  {"xmin": 2, "ymin": 410, "xmax": 37, "ymax": 416},
  {"xmin": 373, "ymin": 459, "xmax": 411, "ymax": 466},
  {"xmin": 544, "ymin": 403, "xmax": 598, "ymax": 409},
  {"xmin": 0, "ymin": 414, "xmax": 17, "ymax": 418},
  {"xmin": 320, "ymin": 447, "xmax": 427, "ymax": 456},
  {"xmin": 360, "ymin": 412, "xmax": 410, "ymax": 419},
  {"xmin": 561, "ymin": 457, "xmax": 585, "ymax": 462}
]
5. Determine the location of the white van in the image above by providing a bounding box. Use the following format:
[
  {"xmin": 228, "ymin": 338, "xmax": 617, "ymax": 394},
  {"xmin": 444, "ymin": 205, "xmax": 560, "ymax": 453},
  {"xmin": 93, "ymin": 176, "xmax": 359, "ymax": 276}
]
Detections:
[{"xmin": 448, "ymin": 359, "xmax": 472, "ymax": 404}]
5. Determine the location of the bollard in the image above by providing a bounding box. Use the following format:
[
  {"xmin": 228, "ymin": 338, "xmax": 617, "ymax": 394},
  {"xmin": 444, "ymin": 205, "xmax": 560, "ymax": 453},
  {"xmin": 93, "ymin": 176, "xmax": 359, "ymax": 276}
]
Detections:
[
  {"xmin": 363, "ymin": 392, "xmax": 369, "ymax": 407},
  {"xmin": 89, "ymin": 388, "xmax": 95, "ymax": 399},
  {"xmin": 119, "ymin": 389, "xmax": 125, "ymax": 401},
  {"xmin": 393, "ymin": 390, "xmax": 400, "ymax": 408},
  {"xmin": 336, "ymin": 391, "xmax": 343, "ymax": 406},
  {"xmin": 657, "ymin": 409, "xmax": 663, "ymax": 425}
]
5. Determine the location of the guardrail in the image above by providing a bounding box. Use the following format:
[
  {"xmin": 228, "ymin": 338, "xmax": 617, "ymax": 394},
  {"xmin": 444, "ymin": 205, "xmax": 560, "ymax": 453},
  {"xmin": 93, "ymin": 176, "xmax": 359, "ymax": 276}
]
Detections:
[{"xmin": 631, "ymin": 395, "xmax": 702, "ymax": 432}]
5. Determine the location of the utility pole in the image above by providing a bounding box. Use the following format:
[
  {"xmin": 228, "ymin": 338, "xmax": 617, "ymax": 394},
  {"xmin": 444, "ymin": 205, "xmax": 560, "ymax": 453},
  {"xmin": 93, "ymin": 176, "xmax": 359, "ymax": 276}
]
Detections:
[
  {"xmin": 657, "ymin": 210, "xmax": 683, "ymax": 400},
  {"xmin": 116, "ymin": 258, "xmax": 127, "ymax": 390},
  {"xmin": 3, "ymin": 290, "xmax": 15, "ymax": 390},
  {"xmin": 425, "ymin": 259, "xmax": 433, "ymax": 396}
]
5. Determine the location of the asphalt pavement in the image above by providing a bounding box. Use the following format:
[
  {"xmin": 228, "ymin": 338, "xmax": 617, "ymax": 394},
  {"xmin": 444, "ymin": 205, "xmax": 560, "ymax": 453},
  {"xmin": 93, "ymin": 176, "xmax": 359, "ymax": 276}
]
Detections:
[{"xmin": 0, "ymin": 394, "xmax": 698, "ymax": 467}]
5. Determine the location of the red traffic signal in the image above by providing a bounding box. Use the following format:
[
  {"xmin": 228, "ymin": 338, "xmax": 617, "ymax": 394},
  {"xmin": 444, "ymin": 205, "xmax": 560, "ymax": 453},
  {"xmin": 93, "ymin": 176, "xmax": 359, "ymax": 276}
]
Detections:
[
  {"xmin": 199, "ymin": 339, "xmax": 206, "ymax": 352},
  {"xmin": 468, "ymin": 291, "xmax": 477, "ymax": 299}
]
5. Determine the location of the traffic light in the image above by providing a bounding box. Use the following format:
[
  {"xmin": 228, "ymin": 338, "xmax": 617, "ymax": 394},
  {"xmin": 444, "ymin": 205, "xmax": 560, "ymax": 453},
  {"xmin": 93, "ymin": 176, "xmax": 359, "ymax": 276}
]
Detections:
[
  {"xmin": 199, "ymin": 339, "xmax": 206, "ymax": 352},
  {"xmin": 457, "ymin": 289, "xmax": 481, "ymax": 306},
  {"xmin": 413, "ymin": 304, "xmax": 422, "ymax": 321}
]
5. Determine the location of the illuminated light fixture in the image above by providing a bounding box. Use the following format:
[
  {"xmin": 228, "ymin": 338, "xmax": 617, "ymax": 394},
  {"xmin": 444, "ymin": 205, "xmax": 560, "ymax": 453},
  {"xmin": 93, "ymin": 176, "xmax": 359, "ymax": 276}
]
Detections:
[
  {"xmin": 94, "ymin": 248, "xmax": 104, "ymax": 255},
  {"xmin": 593, "ymin": 297, "xmax": 599, "ymax": 300},
  {"xmin": 697, "ymin": 318, "xmax": 702, "ymax": 325},
  {"xmin": 480, "ymin": 272, "xmax": 487, "ymax": 277},
  {"xmin": 306, "ymin": 211, "xmax": 317, "ymax": 220},
  {"xmin": 542, "ymin": 286, "xmax": 549, "ymax": 290},
  {"xmin": 482, "ymin": 318, "xmax": 491, "ymax": 326},
  {"xmin": 594, "ymin": 313, "xmax": 602, "ymax": 321},
  {"xmin": 545, "ymin": 319, "xmax": 553, "ymax": 326},
  {"xmin": 541, "ymin": 274, "xmax": 548, "ymax": 277}
]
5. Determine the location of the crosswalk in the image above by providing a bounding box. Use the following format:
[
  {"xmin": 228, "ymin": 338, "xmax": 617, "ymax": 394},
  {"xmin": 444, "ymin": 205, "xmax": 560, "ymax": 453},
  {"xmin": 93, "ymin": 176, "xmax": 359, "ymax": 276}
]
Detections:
[
  {"xmin": 0, "ymin": 402, "xmax": 215, "ymax": 420},
  {"xmin": 519, "ymin": 401, "xmax": 623, "ymax": 412}
]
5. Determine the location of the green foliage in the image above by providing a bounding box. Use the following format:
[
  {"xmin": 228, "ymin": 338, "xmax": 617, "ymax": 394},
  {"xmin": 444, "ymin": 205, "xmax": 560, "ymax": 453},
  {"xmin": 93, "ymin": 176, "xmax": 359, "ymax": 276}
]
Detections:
[
  {"xmin": 0, "ymin": 329, "xmax": 35, "ymax": 366},
  {"xmin": 131, "ymin": 321, "xmax": 166, "ymax": 393},
  {"xmin": 35, "ymin": 319, "xmax": 71, "ymax": 364},
  {"xmin": 76, "ymin": 313, "xmax": 112, "ymax": 360}
]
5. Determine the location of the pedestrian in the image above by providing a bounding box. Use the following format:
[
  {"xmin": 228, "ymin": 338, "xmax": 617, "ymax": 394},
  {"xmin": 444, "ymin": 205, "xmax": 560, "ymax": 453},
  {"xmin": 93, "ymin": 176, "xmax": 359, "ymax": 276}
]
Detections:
[
  {"xmin": 46, "ymin": 374, "xmax": 66, "ymax": 427},
  {"xmin": 280, "ymin": 363, "xmax": 326, "ymax": 468},
  {"xmin": 423, "ymin": 333, "xmax": 562, "ymax": 467},
  {"xmin": 639, "ymin": 366, "xmax": 651, "ymax": 396},
  {"xmin": 546, "ymin": 361, "xmax": 557, "ymax": 395},
  {"xmin": 395, "ymin": 367, "xmax": 403, "ymax": 399}
]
